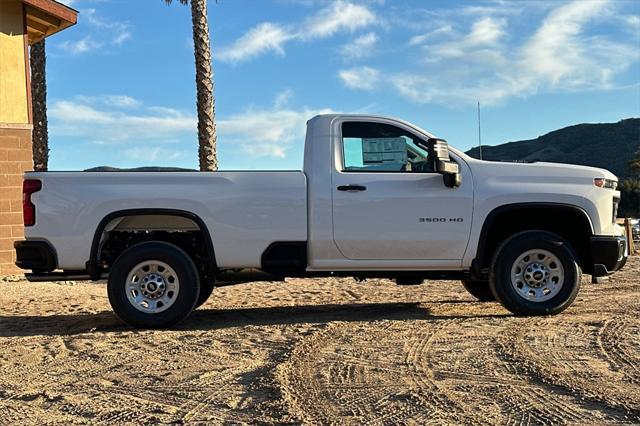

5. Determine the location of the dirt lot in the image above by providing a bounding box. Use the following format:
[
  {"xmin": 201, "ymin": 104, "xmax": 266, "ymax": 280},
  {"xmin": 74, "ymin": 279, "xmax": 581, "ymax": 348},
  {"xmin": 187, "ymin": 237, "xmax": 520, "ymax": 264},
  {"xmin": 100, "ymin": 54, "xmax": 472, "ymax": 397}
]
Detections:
[{"xmin": 0, "ymin": 256, "xmax": 638, "ymax": 425}]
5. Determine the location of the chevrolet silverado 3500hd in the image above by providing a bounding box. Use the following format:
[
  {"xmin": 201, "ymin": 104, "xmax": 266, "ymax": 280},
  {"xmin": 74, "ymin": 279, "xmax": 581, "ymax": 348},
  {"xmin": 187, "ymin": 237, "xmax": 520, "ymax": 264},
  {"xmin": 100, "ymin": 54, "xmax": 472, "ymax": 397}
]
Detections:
[{"xmin": 14, "ymin": 114, "xmax": 628, "ymax": 327}]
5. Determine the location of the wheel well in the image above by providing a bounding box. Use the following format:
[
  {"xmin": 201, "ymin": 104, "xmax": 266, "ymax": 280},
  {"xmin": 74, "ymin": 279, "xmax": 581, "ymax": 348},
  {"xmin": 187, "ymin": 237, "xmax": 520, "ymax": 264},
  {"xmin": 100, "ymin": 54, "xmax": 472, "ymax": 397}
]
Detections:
[
  {"xmin": 474, "ymin": 205, "xmax": 594, "ymax": 276},
  {"xmin": 89, "ymin": 210, "xmax": 216, "ymax": 280}
]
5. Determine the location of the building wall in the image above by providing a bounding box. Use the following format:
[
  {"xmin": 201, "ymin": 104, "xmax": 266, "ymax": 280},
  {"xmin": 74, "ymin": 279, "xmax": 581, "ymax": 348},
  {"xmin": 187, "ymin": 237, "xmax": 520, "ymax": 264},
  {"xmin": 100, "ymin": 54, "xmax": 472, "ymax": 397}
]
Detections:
[
  {"xmin": 0, "ymin": 125, "xmax": 32, "ymax": 275},
  {"xmin": 0, "ymin": 1, "xmax": 31, "ymax": 275},
  {"xmin": 0, "ymin": 0, "xmax": 30, "ymax": 125}
]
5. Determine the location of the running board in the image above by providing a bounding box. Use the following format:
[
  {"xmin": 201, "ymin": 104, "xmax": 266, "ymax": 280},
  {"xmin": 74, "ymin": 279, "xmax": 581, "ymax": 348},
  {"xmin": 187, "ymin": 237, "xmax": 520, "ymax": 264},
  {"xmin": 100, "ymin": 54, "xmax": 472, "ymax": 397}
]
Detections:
[{"xmin": 25, "ymin": 271, "xmax": 106, "ymax": 282}]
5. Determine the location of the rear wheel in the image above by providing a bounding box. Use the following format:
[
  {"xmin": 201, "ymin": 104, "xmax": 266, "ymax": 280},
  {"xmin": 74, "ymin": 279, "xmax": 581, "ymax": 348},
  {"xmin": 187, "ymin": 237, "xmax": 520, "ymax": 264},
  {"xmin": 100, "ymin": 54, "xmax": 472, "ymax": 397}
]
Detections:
[
  {"xmin": 108, "ymin": 241, "xmax": 200, "ymax": 328},
  {"xmin": 489, "ymin": 231, "xmax": 581, "ymax": 316},
  {"xmin": 461, "ymin": 280, "xmax": 495, "ymax": 301}
]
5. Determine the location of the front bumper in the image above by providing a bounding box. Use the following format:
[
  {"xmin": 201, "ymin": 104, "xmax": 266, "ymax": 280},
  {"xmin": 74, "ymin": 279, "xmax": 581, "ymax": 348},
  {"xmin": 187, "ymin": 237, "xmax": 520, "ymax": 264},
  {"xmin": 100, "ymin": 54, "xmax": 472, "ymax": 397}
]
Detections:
[
  {"xmin": 14, "ymin": 240, "xmax": 57, "ymax": 272},
  {"xmin": 590, "ymin": 235, "xmax": 628, "ymax": 277}
]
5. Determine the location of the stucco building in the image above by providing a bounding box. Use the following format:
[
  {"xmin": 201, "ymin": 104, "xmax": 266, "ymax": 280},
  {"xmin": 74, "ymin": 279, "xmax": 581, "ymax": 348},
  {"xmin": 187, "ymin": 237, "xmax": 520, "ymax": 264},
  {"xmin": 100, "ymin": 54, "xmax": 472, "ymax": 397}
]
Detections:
[{"xmin": 0, "ymin": 0, "xmax": 77, "ymax": 274}]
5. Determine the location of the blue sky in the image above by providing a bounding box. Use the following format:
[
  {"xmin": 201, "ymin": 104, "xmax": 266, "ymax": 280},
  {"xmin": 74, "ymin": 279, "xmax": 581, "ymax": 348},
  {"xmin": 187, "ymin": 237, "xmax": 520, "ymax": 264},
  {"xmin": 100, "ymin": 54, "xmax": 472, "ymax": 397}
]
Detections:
[{"xmin": 47, "ymin": 0, "xmax": 640, "ymax": 170}]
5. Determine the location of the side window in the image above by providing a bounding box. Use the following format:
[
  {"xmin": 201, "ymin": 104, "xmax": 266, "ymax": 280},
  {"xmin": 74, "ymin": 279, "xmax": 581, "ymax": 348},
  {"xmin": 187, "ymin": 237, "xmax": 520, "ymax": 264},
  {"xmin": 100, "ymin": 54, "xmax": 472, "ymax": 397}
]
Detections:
[{"xmin": 341, "ymin": 122, "xmax": 434, "ymax": 173}]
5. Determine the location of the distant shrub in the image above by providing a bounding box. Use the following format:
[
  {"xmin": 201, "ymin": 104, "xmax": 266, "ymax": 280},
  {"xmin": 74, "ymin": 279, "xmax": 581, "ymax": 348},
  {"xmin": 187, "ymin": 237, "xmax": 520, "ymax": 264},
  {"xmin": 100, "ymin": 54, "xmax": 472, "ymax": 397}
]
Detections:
[{"xmin": 619, "ymin": 178, "xmax": 640, "ymax": 218}]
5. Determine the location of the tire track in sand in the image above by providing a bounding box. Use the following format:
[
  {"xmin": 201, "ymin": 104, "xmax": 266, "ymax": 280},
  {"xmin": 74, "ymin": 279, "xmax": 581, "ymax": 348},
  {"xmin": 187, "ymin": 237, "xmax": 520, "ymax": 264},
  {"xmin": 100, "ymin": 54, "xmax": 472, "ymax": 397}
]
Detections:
[
  {"xmin": 278, "ymin": 309, "xmax": 633, "ymax": 424},
  {"xmin": 499, "ymin": 315, "xmax": 640, "ymax": 421},
  {"xmin": 597, "ymin": 318, "xmax": 640, "ymax": 384}
]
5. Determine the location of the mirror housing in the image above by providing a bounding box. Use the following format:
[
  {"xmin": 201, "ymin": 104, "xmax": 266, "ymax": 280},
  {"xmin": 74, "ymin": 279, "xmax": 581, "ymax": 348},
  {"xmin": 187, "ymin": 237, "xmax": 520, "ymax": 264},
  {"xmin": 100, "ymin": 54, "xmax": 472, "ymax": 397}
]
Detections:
[
  {"xmin": 442, "ymin": 166, "xmax": 462, "ymax": 188},
  {"xmin": 437, "ymin": 159, "xmax": 458, "ymax": 174},
  {"xmin": 428, "ymin": 138, "xmax": 450, "ymax": 162},
  {"xmin": 427, "ymin": 138, "xmax": 462, "ymax": 188}
]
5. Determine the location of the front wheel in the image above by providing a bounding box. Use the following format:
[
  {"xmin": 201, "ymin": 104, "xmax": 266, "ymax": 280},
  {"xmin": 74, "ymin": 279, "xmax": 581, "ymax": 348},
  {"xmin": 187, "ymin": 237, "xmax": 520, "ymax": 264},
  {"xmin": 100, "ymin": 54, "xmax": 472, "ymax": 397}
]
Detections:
[
  {"xmin": 108, "ymin": 241, "xmax": 200, "ymax": 328},
  {"xmin": 489, "ymin": 231, "xmax": 581, "ymax": 316}
]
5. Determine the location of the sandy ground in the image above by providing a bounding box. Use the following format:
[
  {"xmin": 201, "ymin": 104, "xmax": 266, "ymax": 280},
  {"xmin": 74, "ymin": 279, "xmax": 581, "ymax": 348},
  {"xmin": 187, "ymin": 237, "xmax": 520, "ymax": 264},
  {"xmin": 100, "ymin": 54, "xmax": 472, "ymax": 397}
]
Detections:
[{"xmin": 0, "ymin": 257, "xmax": 638, "ymax": 425}]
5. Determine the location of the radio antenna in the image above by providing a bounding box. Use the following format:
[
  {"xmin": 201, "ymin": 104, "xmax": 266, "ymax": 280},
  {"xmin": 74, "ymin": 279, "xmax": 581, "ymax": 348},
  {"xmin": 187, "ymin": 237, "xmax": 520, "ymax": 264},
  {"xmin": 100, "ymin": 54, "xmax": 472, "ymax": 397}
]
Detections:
[{"xmin": 477, "ymin": 101, "xmax": 483, "ymax": 160}]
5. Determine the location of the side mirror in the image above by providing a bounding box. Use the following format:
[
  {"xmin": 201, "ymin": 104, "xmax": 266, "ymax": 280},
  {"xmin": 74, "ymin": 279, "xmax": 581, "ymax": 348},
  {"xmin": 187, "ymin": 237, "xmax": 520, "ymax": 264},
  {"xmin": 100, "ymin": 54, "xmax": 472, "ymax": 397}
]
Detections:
[
  {"xmin": 428, "ymin": 138, "xmax": 462, "ymax": 188},
  {"xmin": 442, "ymin": 164, "xmax": 462, "ymax": 188}
]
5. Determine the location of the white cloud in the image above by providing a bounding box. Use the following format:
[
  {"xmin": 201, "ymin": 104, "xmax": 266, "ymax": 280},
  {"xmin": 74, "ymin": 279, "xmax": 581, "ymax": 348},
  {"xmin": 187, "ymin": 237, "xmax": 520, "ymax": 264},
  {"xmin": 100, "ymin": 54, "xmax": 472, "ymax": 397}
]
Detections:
[
  {"xmin": 85, "ymin": 8, "xmax": 132, "ymax": 46},
  {"xmin": 217, "ymin": 1, "xmax": 378, "ymax": 63},
  {"xmin": 416, "ymin": 17, "xmax": 506, "ymax": 61},
  {"xmin": 338, "ymin": 66, "xmax": 380, "ymax": 91},
  {"xmin": 60, "ymin": 36, "xmax": 102, "ymax": 55},
  {"xmin": 465, "ymin": 16, "xmax": 505, "ymax": 46},
  {"xmin": 274, "ymin": 88, "xmax": 294, "ymax": 109},
  {"xmin": 217, "ymin": 23, "xmax": 294, "ymax": 63},
  {"xmin": 113, "ymin": 31, "xmax": 132, "ymax": 45},
  {"xmin": 340, "ymin": 32, "xmax": 378, "ymax": 60},
  {"xmin": 517, "ymin": 0, "xmax": 612, "ymax": 88},
  {"xmin": 51, "ymin": 101, "xmax": 113, "ymax": 124},
  {"xmin": 49, "ymin": 96, "xmax": 196, "ymax": 143},
  {"xmin": 49, "ymin": 92, "xmax": 191, "ymax": 167},
  {"xmin": 55, "ymin": 8, "xmax": 131, "ymax": 55},
  {"xmin": 218, "ymin": 93, "xmax": 333, "ymax": 158},
  {"xmin": 75, "ymin": 94, "xmax": 142, "ymax": 108},
  {"xmin": 378, "ymin": 0, "xmax": 639, "ymax": 106},
  {"xmin": 104, "ymin": 95, "xmax": 141, "ymax": 108},
  {"xmin": 624, "ymin": 15, "xmax": 640, "ymax": 31},
  {"xmin": 302, "ymin": 0, "xmax": 377, "ymax": 40},
  {"xmin": 408, "ymin": 25, "xmax": 453, "ymax": 46}
]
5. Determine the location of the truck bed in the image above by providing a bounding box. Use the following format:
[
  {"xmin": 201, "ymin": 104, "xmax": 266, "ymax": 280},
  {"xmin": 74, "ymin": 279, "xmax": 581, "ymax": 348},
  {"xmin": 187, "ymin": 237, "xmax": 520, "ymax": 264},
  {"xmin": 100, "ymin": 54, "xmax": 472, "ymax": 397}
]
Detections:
[{"xmin": 25, "ymin": 171, "xmax": 308, "ymax": 270}]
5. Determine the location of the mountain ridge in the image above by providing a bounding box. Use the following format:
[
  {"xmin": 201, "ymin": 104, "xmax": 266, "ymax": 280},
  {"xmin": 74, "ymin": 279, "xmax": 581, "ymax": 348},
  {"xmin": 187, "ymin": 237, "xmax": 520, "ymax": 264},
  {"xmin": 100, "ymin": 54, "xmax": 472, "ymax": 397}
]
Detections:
[{"xmin": 465, "ymin": 118, "xmax": 640, "ymax": 178}]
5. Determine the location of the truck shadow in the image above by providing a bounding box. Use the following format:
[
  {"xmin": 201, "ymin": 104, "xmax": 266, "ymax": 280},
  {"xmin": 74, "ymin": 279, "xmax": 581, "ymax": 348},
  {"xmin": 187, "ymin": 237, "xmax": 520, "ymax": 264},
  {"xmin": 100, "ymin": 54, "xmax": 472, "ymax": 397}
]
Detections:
[{"xmin": 0, "ymin": 301, "xmax": 509, "ymax": 337}]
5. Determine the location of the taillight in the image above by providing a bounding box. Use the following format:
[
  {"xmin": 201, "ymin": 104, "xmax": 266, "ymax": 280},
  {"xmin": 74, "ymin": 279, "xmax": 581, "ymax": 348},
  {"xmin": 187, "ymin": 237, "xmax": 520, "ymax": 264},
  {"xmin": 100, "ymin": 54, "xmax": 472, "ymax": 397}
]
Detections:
[{"xmin": 23, "ymin": 179, "xmax": 42, "ymax": 227}]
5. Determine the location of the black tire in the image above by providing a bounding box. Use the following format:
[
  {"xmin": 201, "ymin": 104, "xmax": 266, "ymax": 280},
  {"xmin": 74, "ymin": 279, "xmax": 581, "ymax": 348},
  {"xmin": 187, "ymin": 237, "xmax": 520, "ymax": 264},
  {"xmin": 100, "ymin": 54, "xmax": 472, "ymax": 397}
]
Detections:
[
  {"xmin": 195, "ymin": 280, "xmax": 215, "ymax": 308},
  {"xmin": 489, "ymin": 230, "xmax": 581, "ymax": 316},
  {"xmin": 461, "ymin": 280, "xmax": 495, "ymax": 301},
  {"xmin": 108, "ymin": 241, "xmax": 200, "ymax": 328}
]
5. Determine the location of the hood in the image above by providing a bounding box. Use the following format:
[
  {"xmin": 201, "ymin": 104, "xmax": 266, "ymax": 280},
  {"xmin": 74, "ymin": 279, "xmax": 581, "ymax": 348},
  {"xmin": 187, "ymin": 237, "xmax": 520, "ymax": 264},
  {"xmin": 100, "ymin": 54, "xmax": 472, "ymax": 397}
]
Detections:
[{"xmin": 467, "ymin": 159, "xmax": 618, "ymax": 183}]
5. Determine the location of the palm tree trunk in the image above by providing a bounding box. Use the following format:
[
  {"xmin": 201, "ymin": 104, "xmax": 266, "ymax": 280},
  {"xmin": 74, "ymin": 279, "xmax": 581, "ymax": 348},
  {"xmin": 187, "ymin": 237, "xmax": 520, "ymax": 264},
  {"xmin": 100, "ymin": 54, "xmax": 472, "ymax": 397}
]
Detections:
[
  {"xmin": 189, "ymin": 0, "xmax": 217, "ymax": 171},
  {"xmin": 30, "ymin": 40, "xmax": 49, "ymax": 172}
]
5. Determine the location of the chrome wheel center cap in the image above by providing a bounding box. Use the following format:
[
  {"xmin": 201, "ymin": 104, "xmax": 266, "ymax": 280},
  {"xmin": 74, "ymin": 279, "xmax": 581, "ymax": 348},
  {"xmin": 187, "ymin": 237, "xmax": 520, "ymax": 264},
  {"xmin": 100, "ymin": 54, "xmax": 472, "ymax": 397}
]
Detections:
[
  {"xmin": 140, "ymin": 273, "xmax": 166, "ymax": 299},
  {"xmin": 524, "ymin": 263, "xmax": 548, "ymax": 288}
]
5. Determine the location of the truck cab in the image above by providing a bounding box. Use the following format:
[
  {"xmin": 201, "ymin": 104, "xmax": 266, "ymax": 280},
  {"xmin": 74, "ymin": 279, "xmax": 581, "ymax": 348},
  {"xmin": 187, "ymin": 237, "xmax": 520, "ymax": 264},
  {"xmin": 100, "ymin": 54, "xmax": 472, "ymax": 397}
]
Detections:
[{"xmin": 305, "ymin": 115, "xmax": 473, "ymax": 271}]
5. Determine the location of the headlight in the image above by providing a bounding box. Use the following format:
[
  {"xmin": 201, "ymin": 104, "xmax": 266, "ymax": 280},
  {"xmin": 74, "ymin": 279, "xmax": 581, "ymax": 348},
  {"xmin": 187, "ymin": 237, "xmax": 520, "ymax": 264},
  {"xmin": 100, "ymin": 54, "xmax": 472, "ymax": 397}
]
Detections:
[{"xmin": 594, "ymin": 178, "xmax": 617, "ymax": 190}]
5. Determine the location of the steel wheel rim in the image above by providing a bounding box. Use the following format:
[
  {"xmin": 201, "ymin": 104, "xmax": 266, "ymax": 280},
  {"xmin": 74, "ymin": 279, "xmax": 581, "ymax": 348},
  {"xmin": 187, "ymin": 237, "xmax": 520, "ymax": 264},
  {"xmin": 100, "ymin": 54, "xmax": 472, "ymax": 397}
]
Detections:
[
  {"xmin": 125, "ymin": 260, "xmax": 180, "ymax": 313},
  {"xmin": 510, "ymin": 249, "xmax": 564, "ymax": 302}
]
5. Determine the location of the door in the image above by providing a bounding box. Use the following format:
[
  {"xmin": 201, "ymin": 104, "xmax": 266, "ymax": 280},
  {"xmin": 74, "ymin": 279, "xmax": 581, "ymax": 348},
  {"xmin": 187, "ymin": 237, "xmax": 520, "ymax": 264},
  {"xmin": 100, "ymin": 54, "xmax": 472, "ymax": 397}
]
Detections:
[{"xmin": 331, "ymin": 120, "xmax": 473, "ymax": 261}]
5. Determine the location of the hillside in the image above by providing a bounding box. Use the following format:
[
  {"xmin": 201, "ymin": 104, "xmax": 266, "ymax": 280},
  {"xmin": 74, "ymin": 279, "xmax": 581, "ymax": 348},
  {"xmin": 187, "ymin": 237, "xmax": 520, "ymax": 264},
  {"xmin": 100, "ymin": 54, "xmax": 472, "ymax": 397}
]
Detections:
[{"xmin": 466, "ymin": 118, "xmax": 640, "ymax": 178}]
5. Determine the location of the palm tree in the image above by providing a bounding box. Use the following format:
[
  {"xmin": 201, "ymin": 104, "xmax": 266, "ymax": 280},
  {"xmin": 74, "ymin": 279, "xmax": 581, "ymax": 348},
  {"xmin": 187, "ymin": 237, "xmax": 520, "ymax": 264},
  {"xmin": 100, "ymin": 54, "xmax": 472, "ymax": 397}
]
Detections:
[
  {"xmin": 164, "ymin": 0, "xmax": 218, "ymax": 171},
  {"xmin": 30, "ymin": 39, "xmax": 49, "ymax": 171}
]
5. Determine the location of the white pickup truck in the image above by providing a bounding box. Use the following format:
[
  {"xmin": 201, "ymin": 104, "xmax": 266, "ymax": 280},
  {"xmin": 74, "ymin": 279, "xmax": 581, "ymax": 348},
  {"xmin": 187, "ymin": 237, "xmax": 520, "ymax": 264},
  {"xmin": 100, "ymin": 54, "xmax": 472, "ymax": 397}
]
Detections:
[{"xmin": 15, "ymin": 114, "xmax": 627, "ymax": 328}]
